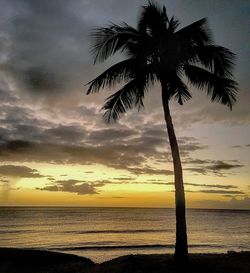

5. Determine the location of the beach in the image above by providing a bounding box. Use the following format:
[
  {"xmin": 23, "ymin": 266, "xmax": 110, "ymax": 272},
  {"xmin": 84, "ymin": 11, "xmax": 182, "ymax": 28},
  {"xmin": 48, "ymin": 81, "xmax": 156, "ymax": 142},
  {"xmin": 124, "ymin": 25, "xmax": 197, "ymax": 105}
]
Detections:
[{"xmin": 1, "ymin": 248, "xmax": 250, "ymax": 273}]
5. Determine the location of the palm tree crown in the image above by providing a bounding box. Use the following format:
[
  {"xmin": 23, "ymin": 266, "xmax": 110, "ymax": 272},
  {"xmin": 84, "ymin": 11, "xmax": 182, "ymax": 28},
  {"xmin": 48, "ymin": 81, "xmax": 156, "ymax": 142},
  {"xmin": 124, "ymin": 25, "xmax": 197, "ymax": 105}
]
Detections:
[{"xmin": 87, "ymin": 1, "xmax": 237, "ymax": 122}]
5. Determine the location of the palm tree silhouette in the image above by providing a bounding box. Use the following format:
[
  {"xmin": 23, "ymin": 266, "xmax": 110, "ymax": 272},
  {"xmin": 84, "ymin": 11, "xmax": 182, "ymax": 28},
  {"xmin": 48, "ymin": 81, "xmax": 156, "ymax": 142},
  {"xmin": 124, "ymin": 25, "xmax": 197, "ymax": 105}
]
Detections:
[{"xmin": 87, "ymin": 1, "xmax": 238, "ymax": 263}]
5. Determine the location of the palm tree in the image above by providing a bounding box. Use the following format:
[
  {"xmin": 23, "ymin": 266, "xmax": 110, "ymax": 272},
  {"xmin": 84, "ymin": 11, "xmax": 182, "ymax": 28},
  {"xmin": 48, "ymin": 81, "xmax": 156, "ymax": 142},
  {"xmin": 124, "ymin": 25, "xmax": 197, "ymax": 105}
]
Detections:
[{"xmin": 87, "ymin": 1, "xmax": 238, "ymax": 263}]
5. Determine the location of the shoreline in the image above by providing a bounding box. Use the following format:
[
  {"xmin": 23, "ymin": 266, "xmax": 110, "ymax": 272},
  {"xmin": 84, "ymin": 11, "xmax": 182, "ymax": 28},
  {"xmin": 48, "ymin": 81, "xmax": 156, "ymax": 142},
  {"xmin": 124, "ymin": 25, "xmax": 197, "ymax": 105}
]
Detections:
[{"xmin": 1, "ymin": 247, "xmax": 250, "ymax": 273}]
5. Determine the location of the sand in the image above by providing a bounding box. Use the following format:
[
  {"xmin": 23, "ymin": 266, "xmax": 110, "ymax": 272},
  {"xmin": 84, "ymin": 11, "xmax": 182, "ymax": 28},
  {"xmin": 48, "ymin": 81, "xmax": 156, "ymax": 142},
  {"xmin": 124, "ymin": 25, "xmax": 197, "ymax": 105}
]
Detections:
[{"xmin": 0, "ymin": 248, "xmax": 249, "ymax": 273}]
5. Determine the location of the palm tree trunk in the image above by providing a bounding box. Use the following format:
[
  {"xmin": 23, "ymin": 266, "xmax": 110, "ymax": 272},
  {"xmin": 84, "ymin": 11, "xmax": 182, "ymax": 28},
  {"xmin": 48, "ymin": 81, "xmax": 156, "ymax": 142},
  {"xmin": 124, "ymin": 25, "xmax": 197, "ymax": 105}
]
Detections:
[{"xmin": 161, "ymin": 85, "xmax": 188, "ymax": 263}]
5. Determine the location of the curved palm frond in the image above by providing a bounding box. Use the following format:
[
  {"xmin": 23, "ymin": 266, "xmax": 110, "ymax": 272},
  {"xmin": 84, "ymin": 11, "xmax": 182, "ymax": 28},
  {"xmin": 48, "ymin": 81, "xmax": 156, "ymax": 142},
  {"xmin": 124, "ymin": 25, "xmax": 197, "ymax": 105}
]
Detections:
[
  {"xmin": 102, "ymin": 79, "xmax": 145, "ymax": 123},
  {"xmin": 169, "ymin": 75, "xmax": 192, "ymax": 105},
  {"xmin": 102, "ymin": 61, "xmax": 157, "ymax": 122},
  {"xmin": 175, "ymin": 18, "xmax": 212, "ymax": 46},
  {"xmin": 184, "ymin": 64, "xmax": 238, "ymax": 109},
  {"xmin": 189, "ymin": 45, "xmax": 235, "ymax": 77},
  {"xmin": 90, "ymin": 23, "xmax": 139, "ymax": 63},
  {"xmin": 167, "ymin": 16, "xmax": 180, "ymax": 33},
  {"xmin": 87, "ymin": 58, "xmax": 136, "ymax": 94}
]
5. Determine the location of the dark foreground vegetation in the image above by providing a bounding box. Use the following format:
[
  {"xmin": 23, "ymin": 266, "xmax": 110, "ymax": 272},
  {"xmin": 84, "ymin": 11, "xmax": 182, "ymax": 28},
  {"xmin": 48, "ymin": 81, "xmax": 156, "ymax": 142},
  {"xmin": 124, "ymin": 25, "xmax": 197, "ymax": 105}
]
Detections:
[{"xmin": 1, "ymin": 248, "xmax": 250, "ymax": 273}]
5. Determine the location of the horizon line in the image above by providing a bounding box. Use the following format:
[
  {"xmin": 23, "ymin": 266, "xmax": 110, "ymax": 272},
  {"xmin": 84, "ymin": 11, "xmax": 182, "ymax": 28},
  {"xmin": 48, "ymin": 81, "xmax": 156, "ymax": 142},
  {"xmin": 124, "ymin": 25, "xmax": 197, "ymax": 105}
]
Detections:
[{"xmin": 0, "ymin": 205, "xmax": 249, "ymax": 211}]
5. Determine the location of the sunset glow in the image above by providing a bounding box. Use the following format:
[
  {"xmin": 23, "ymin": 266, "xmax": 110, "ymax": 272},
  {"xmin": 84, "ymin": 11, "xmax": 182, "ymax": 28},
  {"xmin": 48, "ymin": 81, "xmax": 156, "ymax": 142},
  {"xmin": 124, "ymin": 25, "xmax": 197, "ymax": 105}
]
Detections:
[{"xmin": 0, "ymin": 0, "xmax": 249, "ymax": 209}]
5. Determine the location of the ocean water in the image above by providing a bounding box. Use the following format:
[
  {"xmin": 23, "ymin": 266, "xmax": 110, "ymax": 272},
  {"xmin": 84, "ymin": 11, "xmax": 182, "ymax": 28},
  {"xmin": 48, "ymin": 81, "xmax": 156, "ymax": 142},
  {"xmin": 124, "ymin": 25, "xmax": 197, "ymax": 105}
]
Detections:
[{"xmin": 0, "ymin": 207, "xmax": 249, "ymax": 262}]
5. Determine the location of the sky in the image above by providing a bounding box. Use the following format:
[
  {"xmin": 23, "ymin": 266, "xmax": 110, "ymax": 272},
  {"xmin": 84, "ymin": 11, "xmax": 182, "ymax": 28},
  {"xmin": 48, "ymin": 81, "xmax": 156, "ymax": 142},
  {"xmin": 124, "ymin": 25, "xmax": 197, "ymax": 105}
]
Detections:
[{"xmin": 0, "ymin": 0, "xmax": 249, "ymax": 209}]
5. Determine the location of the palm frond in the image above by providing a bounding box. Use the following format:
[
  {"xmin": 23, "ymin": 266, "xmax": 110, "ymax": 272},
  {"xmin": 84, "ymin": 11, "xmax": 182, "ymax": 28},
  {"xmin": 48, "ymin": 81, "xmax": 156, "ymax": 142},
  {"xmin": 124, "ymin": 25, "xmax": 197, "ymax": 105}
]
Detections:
[
  {"xmin": 87, "ymin": 58, "xmax": 136, "ymax": 94},
  {"xmin": 167, "ymin": 16, "xmax": 180, "ymax": 33},
  {"xmin": 172, "ymin": 78, "xmax": 192, "ymax": 105},
  {"xmin": 184, "ymin": 64, "xmax": 238, "ymax": 109},
  {"xmin": 90, "ymin": 23, "xmax": 139, "ymax": 63},
  {"xmin": 164, "ymin": 74, "xmax": 192, "ymax": 105},
  {"xmin": 175, "ymin": 18, "xmax": 212, "ymax": 46},
  {"xmin": 189, "ymin": 45, "xmax": 235, "ymax": 77},
  {"xmin": 102, "ymin": 79, "xmax": 145, "ymax": 123}
]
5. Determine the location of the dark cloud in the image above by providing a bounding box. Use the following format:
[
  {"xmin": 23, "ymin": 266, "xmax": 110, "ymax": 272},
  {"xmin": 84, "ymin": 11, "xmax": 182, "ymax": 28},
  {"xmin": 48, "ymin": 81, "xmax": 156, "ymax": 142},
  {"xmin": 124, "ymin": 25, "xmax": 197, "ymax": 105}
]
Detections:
[
  {"xmin": 2, "ymin": 140, "xmax": 32, "ymax": 151},
  {"xmin": 184, "ymin": 167, "xmax": 207, "ymax": 175},
  {"xmin": 222, "ymin": 194, "xmax": 246, "ymax": 198},
  {"xmin": 0, "ymin": 165, "xmax": 44, "ymax": 178},
  {"xmin": 199, "ymin": 190, "xmax": 244, "ymax": 195},
  {"xmin": 13, "ymin": 125, "xmax": 42, "ymax": 140},
  {"xmin": 22, "ymin": 67, "xmax": 62, "ymax": 92},
  {"xmin": 0, "ymin": 93, "xmax": 102, "ymax": 145},
  {"xmin": 37, "ymin": 179, "xmax": 99, "ymax": 195},
  {"xmin": 37, "ymin": 178, "xmax": 174, "ymax": 195},
  {"xmin": 185, "ymin": 182, "xmax": 238, "ymax": 189},
  {"xmin": 111, "ymin": 181, "xmax": 174, "ymax": 186},
  {"xmin": 1, "ymin": 104, "xmax": 44, "ymax": 138},
  {"xmin": 113, "ymin": 177, "xmax": 135, "ymax": 181},
  {"xmin": 40, "ymin": 185, "xmax": 58, "ymax": 192},
  {"xmin": 48, "ymin": 177, "xmax": 55, "ymax": 181},
  {"xmin": 184, "ymin": 160, "xmax": 244, "ymax": 176},
  {"xmin": 0, "ymin": 85, "xmax": 18, "ymax": 104},
  {"xmin": 178, "ymin": 138, "xmax": 206, "ymax": 156},
  {"xmin": 0, "ymin": 120, "xmax": 207, "ymax": 176},
  {"xmin": 125, "ymin": 167, "xmax": 173, "ymax": 176},
  {"xmin": 0, "ymin": 129, "xmax": 244, "ymax": 178},
  {"xmin": 44, "ymin": 125, "xmax": 86, "ymax": 143},
  {"xmin": 84, "ymin": 125, "xmax": 206, "ymax": 169},
  {"xmin": 208, "ymin": 161, "xmax": 244, "ymax": 171},
  {"xmin": 183, "ymin": 158, "xmax": 211, "ymax": 165},
  {"xmin": 135, "ymin": 181, "xmax": 173, "ymax": 186},
  {"xmin": 109, "ymin": 181, "xmax": 239, "ymax": 191},
  {"xmin": 0, "ymin": 140, "xmax": 142, "ymax": 167},
  {"xmin": 36, "ymin": 178, "xmax": 246, "ymax": 197},
  {"xmin": 0, "ymin": 178, "xmax": 9, "ymax": 183},
  {"xmin": 87, "ymin": 128, "xmax": 139, "ymax": 144},
  {"xmin": 2, "ymin": 0, "xmax": 92, "ymax": 97},
  {"xmin": 174, "ymin": 99, "xmax": 250, "ymax": 126}
]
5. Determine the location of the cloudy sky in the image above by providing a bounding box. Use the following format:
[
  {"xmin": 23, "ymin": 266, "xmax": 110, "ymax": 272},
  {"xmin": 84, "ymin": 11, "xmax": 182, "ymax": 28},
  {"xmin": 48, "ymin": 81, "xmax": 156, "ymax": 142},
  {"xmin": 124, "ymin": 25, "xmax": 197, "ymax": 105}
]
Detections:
[{"xmin": 0, "ymin": 0, "xmax": 249, "ymax": 208}]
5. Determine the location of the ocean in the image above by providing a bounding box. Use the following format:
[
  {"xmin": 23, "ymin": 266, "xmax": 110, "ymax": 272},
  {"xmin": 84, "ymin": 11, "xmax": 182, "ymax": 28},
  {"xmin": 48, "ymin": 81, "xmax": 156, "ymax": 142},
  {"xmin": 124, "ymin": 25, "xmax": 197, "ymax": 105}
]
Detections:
[{"xmin": 0, "ymin": 207, "xmax": 249, "ymax": 262}]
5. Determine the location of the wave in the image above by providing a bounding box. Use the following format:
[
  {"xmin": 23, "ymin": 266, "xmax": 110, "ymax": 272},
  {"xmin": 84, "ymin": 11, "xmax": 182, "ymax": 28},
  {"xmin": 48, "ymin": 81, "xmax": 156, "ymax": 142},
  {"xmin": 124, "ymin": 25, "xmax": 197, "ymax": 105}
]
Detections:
[
  {"xmin": 62, "ymin": 229, "xmax": 173, "ymax": 234},
  {"xmin": 51, "ymin": 244, "xmax": 223, "ymax": 251},
  {"xmin": 0, "ymin": 230, "xmax": 33, "ymax": 234}
]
